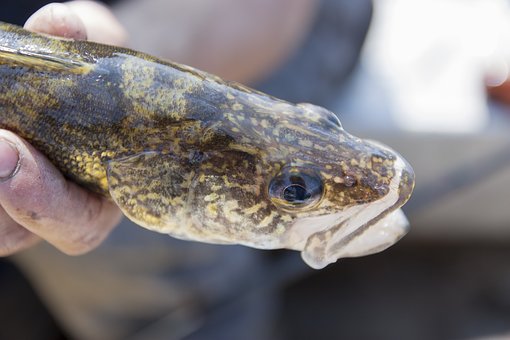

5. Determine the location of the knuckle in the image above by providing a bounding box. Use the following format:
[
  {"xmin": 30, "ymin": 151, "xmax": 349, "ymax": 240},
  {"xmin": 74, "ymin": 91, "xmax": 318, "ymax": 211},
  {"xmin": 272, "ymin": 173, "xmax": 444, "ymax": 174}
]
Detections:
[
  {"xmin": 82, "ymin": 193, "xmax": 104, "ymax": 224},
  {"xmin": 0, "ymin": 223, "xmax": 36, "ymax": 256},
  {"xmin": 58, "ymin": 199, "xmax": 112, "ymax": 255},
  {"xmin": 59, "ymin": 229, "xmax": 105, "ymax": 255}
]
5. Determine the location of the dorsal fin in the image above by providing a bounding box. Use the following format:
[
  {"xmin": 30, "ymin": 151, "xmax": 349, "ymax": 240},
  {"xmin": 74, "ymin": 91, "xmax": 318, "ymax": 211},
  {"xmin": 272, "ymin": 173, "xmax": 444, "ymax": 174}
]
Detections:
[{"xmin": 0, "ymin": 45, "xmax": 93, "ymax": 74}]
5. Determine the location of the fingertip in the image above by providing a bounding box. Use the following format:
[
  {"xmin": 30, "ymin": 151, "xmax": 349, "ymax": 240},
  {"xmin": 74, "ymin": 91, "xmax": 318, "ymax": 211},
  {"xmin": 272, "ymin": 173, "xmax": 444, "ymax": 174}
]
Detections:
[{"xmin": 24, "ymin": 2, "xmax": 88, "ymax": 40}]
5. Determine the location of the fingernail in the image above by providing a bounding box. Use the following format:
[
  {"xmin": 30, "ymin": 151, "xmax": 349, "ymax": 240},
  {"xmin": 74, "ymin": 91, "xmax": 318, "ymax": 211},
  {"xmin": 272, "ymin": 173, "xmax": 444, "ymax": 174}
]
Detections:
[{"xmin": 0, "ymin": 140, "xmax": 20, "ymax": 180}]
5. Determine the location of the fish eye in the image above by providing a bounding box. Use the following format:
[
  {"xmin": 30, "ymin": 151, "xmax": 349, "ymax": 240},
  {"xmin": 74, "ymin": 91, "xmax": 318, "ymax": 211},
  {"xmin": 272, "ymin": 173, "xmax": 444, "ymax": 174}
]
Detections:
[{"xmin": 269, "ymin": 167, "xmax": 323, "ymax": 210}]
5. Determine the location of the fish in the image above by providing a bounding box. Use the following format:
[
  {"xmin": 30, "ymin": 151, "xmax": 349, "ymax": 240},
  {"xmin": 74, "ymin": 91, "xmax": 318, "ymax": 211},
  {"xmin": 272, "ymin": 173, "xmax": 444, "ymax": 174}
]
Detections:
[{"xmin": 0, "ymin": 21, "xmax": 414, "ymax": 269}]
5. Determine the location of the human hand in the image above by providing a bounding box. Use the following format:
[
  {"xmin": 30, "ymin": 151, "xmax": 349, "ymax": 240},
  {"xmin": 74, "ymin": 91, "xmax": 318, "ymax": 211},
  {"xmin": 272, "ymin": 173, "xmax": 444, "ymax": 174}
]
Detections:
[{"xmin": 0, "ymin": 1, "xmax": 127, "ymax": 256}]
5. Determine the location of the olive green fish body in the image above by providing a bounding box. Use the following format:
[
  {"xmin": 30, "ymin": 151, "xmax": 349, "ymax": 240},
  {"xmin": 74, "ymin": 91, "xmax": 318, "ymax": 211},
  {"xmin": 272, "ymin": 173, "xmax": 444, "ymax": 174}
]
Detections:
[
  {"xmin": 0, "ymin": 22, "xmax": 414, "ymax": 269},
  {"xmin": 0, "ymin": 22, "xmax": 224, "ymax": 194}
]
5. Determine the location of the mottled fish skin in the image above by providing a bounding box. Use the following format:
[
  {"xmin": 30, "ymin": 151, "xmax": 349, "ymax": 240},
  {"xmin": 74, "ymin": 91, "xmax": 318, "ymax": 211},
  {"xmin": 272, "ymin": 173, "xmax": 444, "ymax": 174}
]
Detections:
[{"xmin": 0, "ymin": 22, "xmax": 414, "ymax": 268}]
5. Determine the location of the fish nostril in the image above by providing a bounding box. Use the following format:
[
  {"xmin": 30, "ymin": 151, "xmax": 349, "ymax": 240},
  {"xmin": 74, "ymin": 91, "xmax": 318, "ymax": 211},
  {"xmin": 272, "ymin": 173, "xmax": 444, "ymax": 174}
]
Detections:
[
  {"xmin": 343, "ymin": 175, "xmax": 356, "ymax": 187},
  {"xmin": 374, "ymin": 184, "xmax": 388, "ymax": 196}
]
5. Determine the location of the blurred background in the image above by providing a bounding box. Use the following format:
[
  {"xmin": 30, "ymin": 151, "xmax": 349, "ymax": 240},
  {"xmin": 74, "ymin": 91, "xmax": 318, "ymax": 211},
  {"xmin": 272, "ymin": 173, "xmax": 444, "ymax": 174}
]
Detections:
[{"xmin": 2, "ymin": 0, "xmax": 510, "ymax": 339}]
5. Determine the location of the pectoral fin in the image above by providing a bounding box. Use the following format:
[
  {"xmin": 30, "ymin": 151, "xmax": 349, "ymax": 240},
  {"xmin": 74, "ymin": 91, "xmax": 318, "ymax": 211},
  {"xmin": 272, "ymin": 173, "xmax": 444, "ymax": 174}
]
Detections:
[{"xmin": 106, "ymin": 151, "xmax": 195, "ymax": 235}]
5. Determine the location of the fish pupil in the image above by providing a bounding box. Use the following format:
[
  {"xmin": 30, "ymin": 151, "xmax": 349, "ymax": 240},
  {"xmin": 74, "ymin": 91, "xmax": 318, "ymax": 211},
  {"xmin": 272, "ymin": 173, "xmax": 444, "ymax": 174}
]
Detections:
[
  {"xmin": 269, "ymin": 167, "xmax": 323, "ymax": 209},
  {"xmin": 283, "ymin": 184, "xmax": 310, "ymax": 203}
]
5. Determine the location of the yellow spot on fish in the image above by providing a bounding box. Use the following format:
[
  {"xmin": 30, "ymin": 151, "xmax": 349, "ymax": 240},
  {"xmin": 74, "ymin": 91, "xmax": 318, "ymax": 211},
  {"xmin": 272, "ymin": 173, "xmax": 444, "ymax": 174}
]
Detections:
[
  {"xmin": 276, "ymin": 224, "xmax": 285, "ymax": 235},
  {"xmin": 204, "ymin": 193, "xmax": 219, "ymax": 202},
  {"xmin": 101, "ymin": 151, "xmax": 115, "ymax": 158},
  {"xmin": 146, "ymin": 192, "xmax": 160, "ymax": 200},
  {"xmin": 230, "ymin": 143, "xmax": 261, "ymax": 156},
  {"xmin": 384, "ymin": 159, "xmax": 394, "ymax": 167},
  {"xmin": 321, "ymin": 171, "xmax": 333, "ymax": 180},
  {"xmin": 224, "ymin": 200, "xmax": 239, "ymax": 211},
  {"xmin": 281, "ymin": 215, "xmax": 293, "ymax": 222},
  {"xmin": 258, "ymin": 211, "xmax": 277, "ymax": 228},
  {"xmin": 224, "ymin": 200, "xmax": 243, "ymax": 223},
  {"xmin": 232, "ymin": 103, "xmax": 243, "ymax": 111},
  {"xmin": 206, "ymin": 203, "xmax": 218, "ymax": 218},
  {"xmin": 313, "ymin": 144, "xmax": 327, "ymax": 151},
  {"xmin": 211, "ymin": 184, "xmax": 222, "ymax": 191},
  {"xmin": 224, "ymin": 112, "xmax": 235, "ymax": 122},
  {"xmin": 298, "ymin": 139, "xmax": 313, "ymax": 148},
  {"xmin": 99, "ymin": 177, "xmax": 108, "ymax": 191},
  {"xmin": 242, "ymin": 202, "xmax": 266, "ymax": 215}
]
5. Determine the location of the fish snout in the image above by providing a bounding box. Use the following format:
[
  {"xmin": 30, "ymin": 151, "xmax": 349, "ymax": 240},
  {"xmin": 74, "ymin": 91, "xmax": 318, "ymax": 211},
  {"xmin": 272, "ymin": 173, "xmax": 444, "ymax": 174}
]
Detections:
[{"xmin": 395, "ymin": 158, "xmax": 415, "ymax": 207}]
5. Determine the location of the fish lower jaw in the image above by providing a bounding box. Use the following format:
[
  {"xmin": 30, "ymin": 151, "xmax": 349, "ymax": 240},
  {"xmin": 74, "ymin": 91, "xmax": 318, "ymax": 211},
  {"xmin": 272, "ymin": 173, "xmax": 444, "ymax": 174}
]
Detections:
[{"xmin": 301, "ymin": 208, "xmax": 409, "ymax": 269}]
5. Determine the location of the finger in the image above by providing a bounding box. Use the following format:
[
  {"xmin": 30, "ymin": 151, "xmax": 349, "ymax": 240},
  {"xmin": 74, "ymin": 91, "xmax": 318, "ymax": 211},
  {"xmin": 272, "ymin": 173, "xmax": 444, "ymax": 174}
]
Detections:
[
  {"xmin": 0, "ymin": 205, "xmax": 40, "ymax": 257},
  {"xmin": 0, "ymin": 130, "xmax": 123, "ymax": 255},
  {"xmin": 65, "ymin": 0, "xmax": 128, "ymax": 45},
  {"xmin": 25, "ymin": 1, "xmax": 127, "ymax": 46},
  {"xmin": 24, "ymin": 2, "xmax": 88, "ymax": 40}
]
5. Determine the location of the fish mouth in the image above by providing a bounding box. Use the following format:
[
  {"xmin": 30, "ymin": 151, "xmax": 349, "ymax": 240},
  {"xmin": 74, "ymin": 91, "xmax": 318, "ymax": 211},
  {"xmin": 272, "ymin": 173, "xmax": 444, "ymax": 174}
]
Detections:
[
  {"xmin": 296, "ymin": 207, "xmax": 410, "ymax": 270},
  {"xmin": 313, "ymin": 208, "xmax": 410, "ymax": 263}
]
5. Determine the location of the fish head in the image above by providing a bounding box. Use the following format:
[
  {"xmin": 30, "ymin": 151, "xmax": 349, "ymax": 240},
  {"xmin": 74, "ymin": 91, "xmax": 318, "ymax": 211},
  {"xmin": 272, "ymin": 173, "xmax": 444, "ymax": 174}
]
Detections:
[
  {"xmin": 186, "ymin": 101, "xmax": 414, "ymax": 269},
  {"xmin": 107, "ymin": 98, "xmax": 414, "ymax": 270}
]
